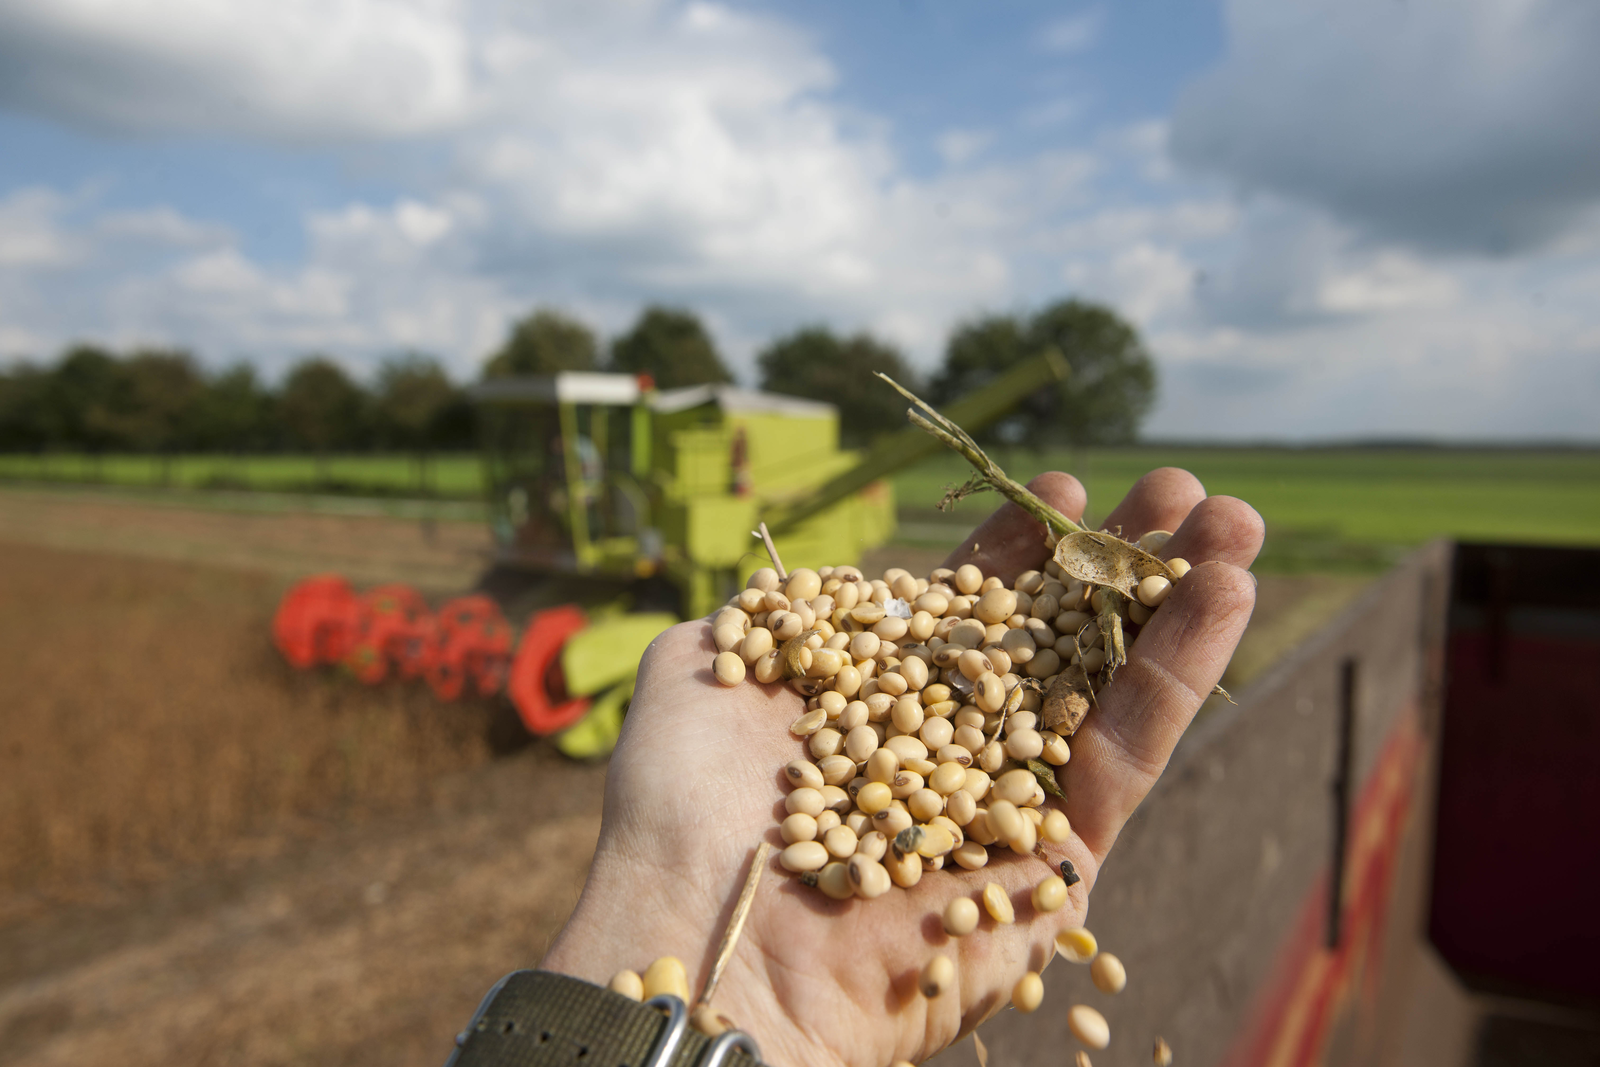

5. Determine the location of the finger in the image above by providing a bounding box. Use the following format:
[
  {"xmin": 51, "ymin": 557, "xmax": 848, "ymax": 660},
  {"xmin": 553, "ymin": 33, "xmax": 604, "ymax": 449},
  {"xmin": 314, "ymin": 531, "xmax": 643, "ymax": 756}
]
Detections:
[
  {"xmin": 1097, "ymin": 467, "xmax": 1206, "ymax": 543},
  {"xmin": 1060, "ymin": 561, "xmax": 1257, "ymax": 858},
  {"xmin": 940, "ymin": 472, "xmax": 1086, "ymax": 584},
  {"xmin": 1159, "ymin": 495, "xmax": 1265, "ymax": 570}
]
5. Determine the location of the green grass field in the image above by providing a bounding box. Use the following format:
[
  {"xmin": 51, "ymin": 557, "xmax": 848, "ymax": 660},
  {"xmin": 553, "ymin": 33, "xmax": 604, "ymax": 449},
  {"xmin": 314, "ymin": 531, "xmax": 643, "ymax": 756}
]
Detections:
[
  {"xmin": 3, "ymin": 446, "xmax": 1596, "ymax": 573},
  {"xmin": 893, "ymin": 447, "xmax": 1600, "ymax": 572},
  {"xmin": 0, "ymin": 451, "xmax": 485, "ymax": 497}
]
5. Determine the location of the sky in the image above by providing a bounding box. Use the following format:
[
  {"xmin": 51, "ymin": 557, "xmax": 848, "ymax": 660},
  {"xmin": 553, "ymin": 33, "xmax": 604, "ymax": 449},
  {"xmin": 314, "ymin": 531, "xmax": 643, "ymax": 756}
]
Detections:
[{"xmin": 0, "ymin": 0, "xmax": 1597, "ymax": 441}]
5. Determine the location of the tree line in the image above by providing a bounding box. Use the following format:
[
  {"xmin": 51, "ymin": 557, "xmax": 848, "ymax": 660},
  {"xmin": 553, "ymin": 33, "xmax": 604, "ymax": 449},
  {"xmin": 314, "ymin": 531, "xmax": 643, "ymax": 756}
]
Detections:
[{"xmin": 0, "ymin": 298, "xmax": 1154, "ymax": 458}]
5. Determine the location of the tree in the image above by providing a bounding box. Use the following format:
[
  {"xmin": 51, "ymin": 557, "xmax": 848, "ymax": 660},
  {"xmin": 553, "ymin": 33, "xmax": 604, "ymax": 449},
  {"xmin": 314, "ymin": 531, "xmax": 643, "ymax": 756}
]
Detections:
[
  {"xmin": 373, "ymin": 353, "xmax": 459, "ymax": 491},
  {"xmin": 114, "ymin": 349, "xmax": 205, "ymax": 481},
  {"xmin": 44, "ymin": 344, "xmax": 123, "ymax": 454},
  {"xmin": 932, "ymin": 315, "xmax": 1030, "ymax": 446},
  {"xmin": 931, "ymin": 299, "xmax": 1157, "ymax": 448},
  {"xmin": 0, "ymin": 363, "xmax": 51, "ymax": 451},
  {"xmin": 279, "ymin": 357, "xmax": 366, "ymax": 478},
  {"xmin": 190, "ymin": 364, "xmax": 277, "ymax": 452},
  {"xmin": 483, "ymin": 309, "xmax": 599, "ymax": 378},
  {"xmin": 1026, "ymin": 299, "xmax": 1157, "ymax": 447},
  {"xmin": 756, "ymin": 327, "xmax": 921, "ymax": 447},
  {"xmin": 608, "ymin": 306, "xmax": 732, "ymax": 389}
]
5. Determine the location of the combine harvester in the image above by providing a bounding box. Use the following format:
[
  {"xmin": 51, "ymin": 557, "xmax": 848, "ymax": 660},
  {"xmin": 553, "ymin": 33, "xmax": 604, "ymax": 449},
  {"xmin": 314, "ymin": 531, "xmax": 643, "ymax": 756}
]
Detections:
[{"xmin": 274, "ymin": 354, "xmax": 1066, "ymax": 757}]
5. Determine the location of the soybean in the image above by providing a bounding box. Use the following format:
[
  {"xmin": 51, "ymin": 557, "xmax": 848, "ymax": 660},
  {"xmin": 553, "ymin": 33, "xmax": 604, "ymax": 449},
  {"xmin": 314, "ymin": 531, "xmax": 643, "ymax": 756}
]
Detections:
[
  {"xmin": 981, "ymin": 882, "xmax": 1015, "ymax": 924},
  {"xmin": 817, "ymin": 861, "xmax": 854, "ymax": 900},
  {"xmin": 919, "ymin": 954, "xmax": 954, "ymax": 998},
  {"xmin": 781, "ymin": 812, "xmax": 818, "ymax": 843},
  {"xmin": 642, "ymin": 956, "xmax": 690, "ymax": 1002},
  {"xmin": 823, "ymin": 824, "xmax": 859, "ymax": 859},
  {"xmin": 1032, "ymin": 874, "xmax": 1068, "ymax": 913},
  {"xmin": 1137, "ymin": 574, "xmax": 1172, "ymax": 608},
  {"xmin": 943, "ymin": 896, "xmax": 980, "ymax": 936},
  {"xmin": 713, "ymin": 651, "xmax": 747, "ymax": 686},
  {"xmin": 1013, "ymin": 971, "xmax": 1044, "ymax": 1013},
  {"xmin": 780, "ymin": 841, "xmax": 829, "ymax": 872},
  {"xmin": 1090, "ymin": 952, "xmax": 1127, "ymax": 994},
  {"xmin": 1041, "ymin": 809, "xmax": 1072, "ymax": 844},
  {"xmin": 608, "ymin": 969, "xmax": 644, "ymax": 1001},
  {"xmin": 847, "ymin": 854, "xmax": 891, "ymax": 898},
  {"xmin": 1068, "ymin": 1005, "xmax": 1110, "ymax": 1050},
  {"xmin": 1055, "ymin": 927, "xmax": 1098, "ymax": 963}
]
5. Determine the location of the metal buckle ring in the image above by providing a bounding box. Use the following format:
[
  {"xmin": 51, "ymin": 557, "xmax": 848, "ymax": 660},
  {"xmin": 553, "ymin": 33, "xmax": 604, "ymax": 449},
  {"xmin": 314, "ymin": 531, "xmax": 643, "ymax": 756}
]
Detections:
[
  {"xmin": 640, "ymin": 994, "xmax": 689, "ymax": 1067},
  {"xmin": 699, "ymin": 1028, "xmax": 761, "ymax": 1067}
]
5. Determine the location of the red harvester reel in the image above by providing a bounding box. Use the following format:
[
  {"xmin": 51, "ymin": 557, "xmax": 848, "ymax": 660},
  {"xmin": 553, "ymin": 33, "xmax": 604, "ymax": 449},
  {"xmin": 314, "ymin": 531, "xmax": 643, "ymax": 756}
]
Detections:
[
  {"xmin": 424, "ymin": 595, "xmax": 514, "ymax": 702},
  {"xmin": 272, "ymin": 576, "xmax": 597, "ymax": 741},
  {"xmin": 344, "ymin": 584, "xmax": 431, "ymax": 685},
  {"xmin": 272, "ymin": 574, "xmax": 360, "ymax": 669}
]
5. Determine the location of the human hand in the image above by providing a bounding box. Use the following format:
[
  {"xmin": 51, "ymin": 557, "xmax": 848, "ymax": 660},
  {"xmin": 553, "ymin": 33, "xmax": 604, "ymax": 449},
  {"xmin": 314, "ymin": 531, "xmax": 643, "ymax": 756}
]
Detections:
[{"xmin": 541, "ymin": 468, "xmax": 1263, "ymax": 1067}]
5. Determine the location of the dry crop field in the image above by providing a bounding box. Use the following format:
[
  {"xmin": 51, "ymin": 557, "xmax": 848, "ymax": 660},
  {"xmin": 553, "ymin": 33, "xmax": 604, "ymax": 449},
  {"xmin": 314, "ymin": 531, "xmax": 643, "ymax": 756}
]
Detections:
[{"xmin": 0, "ymin": 487, "xmax": 1364, "ymax": 1067}]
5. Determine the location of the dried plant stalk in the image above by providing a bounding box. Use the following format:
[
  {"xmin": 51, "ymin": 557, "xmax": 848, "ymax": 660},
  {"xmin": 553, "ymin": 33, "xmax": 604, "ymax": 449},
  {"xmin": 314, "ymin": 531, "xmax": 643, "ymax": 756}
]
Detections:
[
  {"xmin": 753, "ymin": 522, "xmax": 788, "ymax": 580},
  {"xmin": 874, "ymin": 373, "xmax": 1083, "ymax": 543},
  {"xmin": 876, "ymin": 373, "xmax": 1234, "ymax": 705},
  {"xmin": 699, "ymin": 840, "xmax": 772, "ymax": 1008}
]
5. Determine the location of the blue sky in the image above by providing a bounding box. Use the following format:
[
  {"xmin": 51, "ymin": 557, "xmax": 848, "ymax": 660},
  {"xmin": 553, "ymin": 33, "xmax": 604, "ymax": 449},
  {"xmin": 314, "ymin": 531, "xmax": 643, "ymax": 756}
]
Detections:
[{"xmin": 0, "ymin": 0, "xmax": 1597, "ymax": 441}]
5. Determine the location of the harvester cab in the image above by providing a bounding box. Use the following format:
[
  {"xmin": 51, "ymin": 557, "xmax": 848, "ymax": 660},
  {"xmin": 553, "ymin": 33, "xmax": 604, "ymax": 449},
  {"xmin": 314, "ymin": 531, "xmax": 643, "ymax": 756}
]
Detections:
[
  {"xmin": 274, "ymin": 353, "xmax": 1068, "ymax": 758},
  {"xmin": 473, "ymin": 371, "xmax": 902, "ymax": 619}
]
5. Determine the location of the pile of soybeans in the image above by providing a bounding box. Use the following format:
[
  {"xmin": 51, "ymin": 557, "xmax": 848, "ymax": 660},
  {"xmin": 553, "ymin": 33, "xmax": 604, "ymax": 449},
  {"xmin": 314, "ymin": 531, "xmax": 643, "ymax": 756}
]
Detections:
[
  {"xmin": 711, "ymin": 540, "xmax": 1188, "ymax": 895},
  {"xmin": 707, "ymin": 539, "xmax": 1189, "ymax": 1057}
]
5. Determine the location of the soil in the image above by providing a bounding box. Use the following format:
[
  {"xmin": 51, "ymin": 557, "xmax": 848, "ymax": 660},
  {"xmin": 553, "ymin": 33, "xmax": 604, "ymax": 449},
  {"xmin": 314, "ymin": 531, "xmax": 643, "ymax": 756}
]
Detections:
[
  {"xmin": 0, "ymin": 486, "xmax": 492, "ymax": 592},
  {"xmin": 0, "ymin": 488, "xmax": 1367, "ymax": 1067}
]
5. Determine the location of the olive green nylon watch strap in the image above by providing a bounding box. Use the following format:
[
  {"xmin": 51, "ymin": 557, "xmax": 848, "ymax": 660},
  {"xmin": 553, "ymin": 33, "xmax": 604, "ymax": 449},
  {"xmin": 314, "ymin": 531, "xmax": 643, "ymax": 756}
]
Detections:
[{"xmin": 446, "ymin": 971, "xmax": 767, "ymax": 1067}]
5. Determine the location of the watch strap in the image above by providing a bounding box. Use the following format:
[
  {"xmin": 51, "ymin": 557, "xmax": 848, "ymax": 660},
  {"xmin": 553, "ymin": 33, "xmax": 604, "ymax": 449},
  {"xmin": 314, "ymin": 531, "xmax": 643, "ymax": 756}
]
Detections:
[{"xmin": 447, "ymin": 970, "xmax": 767, "ymax": 1067}]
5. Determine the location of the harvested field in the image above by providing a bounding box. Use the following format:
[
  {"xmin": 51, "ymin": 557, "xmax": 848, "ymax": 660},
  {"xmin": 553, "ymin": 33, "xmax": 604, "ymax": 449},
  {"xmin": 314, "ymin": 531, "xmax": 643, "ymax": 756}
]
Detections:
[
  {"xmin": 0, "ymin": 746, "xmax": 604, "ymax": 1067},
  {"xmin": 0, "ymin": 528, "xmax": 607, "ymax": 1067},
  {"xmin": 0, "ymin": 488, "xmax": 1366, "ymax": 1067},
  {"xmin": 0, "ymin": 541, "xmax": 505, "ymax": 910},
  {"xmin": 0, "ymin": 486, "xmax": 490, "ymax": 591}
]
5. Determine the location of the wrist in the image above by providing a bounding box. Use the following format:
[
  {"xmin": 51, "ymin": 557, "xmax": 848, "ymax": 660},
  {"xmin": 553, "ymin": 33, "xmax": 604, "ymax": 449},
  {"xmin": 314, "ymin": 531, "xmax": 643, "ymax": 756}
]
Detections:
[
  {"xmin": 541, "ymin": 844, "xmax": 845, "ymax": 1067},
  {"xmin": 449, "ymin": 970, "xmax": 766, "ymax": 1067}
]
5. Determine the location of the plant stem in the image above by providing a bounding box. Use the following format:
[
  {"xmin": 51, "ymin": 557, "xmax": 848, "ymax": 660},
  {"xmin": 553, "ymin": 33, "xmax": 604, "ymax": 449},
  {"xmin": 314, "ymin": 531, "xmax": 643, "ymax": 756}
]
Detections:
[
  {"xmin": 698, "ymin": 841, "xmax": 770, "ymax": 1009},
  {"xmin": 878, "ymin": 374, "xmax": 1085, "ymax": 540},
  {"xmin": 753, "ymin": 522, "xmax": 787, "ymax": 580}
]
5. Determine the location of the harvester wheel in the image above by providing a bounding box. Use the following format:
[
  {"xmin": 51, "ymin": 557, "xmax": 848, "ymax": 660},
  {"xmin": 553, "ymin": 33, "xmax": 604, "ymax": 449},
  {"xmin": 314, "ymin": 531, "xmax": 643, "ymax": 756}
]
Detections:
[{"xmin": 507, "ymin": 605, "xmax": 592, "ymax": 735}]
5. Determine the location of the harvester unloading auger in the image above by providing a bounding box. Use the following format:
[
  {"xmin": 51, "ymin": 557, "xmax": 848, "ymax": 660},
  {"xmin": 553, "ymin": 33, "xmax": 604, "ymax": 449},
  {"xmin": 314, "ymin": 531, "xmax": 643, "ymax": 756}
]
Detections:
[{"xmin": 273, "ymin": 353, "xmax": 1068, "ymax": 758}]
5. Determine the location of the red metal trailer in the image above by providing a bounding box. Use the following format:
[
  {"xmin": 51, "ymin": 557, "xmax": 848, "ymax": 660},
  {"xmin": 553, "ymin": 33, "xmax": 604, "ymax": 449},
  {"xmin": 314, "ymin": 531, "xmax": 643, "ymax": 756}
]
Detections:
[{"xmin": 926, "ymin": 541, "xmax": 1600, "ymax": 1067}]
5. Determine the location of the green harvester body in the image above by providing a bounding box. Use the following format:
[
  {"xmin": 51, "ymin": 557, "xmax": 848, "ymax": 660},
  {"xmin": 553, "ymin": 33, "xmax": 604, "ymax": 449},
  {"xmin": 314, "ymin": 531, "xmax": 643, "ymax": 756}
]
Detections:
[{"xmin": 472, "ymin": 353, "xmax": 1067, "ymax": 621}]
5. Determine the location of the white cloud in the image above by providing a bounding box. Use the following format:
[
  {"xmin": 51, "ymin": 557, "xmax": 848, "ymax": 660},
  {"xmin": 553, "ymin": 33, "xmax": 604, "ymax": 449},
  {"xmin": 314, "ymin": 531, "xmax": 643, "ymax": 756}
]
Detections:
[
  {"xmin": 936, "ymin": 129, "xmax": 991, "ymax": 166},
  {"xmin": 0, "ymin": 188, "xmax": 79, "ymax": 267},
  {"xmin": 1102, "ymin": 243, "xmax": 1198, "ymax": 326},
  {"xmin": 0, "ymin": 0, "xmax": 477, "ymax": 141},
  {"xmin": 1038, "ymin": 10, "xmax": 1102, "ymax": 54},
  {"xmin": 1315, "ymin": 252, "xmax": 1458, "ymax": 315},
  {"xmin": 0, "ymin": 0, "xmax": 1598, "ymax": 440},
  {"xmin": 94, "ymin": 207, "xmax": 229, "ymax": 248},
  {"xmin": 1019, "ymin": 97, "xmax": 1086, "ymax": 130},
  {"xmin": 1171, "ymin": 0, "xmax": 1600, "ymax": 253}
]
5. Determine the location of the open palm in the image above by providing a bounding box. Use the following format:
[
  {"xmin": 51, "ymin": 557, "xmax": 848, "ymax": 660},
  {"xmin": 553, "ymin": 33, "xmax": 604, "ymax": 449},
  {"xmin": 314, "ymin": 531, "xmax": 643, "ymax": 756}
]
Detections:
[{"xmin": 543, "ymin": 468, "xmax": 1263, "ymax": 1067}]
